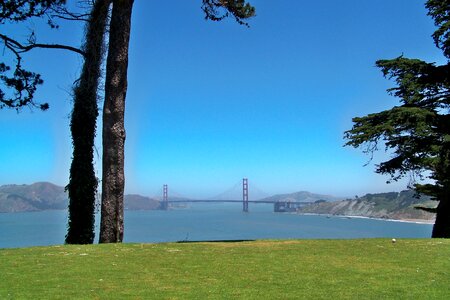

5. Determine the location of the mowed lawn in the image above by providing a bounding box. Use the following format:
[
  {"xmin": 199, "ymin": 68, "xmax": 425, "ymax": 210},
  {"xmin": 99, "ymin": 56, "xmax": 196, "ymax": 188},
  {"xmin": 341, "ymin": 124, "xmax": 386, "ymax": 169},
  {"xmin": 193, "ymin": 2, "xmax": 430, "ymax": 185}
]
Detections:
[{"xmin": 1, "ymin": 239, "xmax": 449, "ymax": 299}]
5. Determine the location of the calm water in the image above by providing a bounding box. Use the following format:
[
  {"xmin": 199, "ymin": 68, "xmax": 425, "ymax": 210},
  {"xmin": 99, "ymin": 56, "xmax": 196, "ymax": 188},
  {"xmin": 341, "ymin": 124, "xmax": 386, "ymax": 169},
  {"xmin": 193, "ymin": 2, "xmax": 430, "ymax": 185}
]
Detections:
[{"xmin": 0, "ymin": 203, "xmax": 433, "ymax": 248}]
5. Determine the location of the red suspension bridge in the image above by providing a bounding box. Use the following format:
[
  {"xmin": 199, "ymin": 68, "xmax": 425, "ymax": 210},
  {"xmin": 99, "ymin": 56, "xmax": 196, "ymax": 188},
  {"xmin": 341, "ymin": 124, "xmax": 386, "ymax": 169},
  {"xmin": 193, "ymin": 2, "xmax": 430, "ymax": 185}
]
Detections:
[{"xmin": 159, "ymin": 178, "xmax": 314, "ymax": 212}]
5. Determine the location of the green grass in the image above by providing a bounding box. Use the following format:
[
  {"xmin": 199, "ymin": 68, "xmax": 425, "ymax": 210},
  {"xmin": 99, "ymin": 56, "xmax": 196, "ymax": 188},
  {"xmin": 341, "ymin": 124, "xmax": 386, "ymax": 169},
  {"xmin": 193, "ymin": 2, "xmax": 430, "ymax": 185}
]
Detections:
[{"xmin": 1, "ymin": 239, "xmax": 449, "ymax": 299}]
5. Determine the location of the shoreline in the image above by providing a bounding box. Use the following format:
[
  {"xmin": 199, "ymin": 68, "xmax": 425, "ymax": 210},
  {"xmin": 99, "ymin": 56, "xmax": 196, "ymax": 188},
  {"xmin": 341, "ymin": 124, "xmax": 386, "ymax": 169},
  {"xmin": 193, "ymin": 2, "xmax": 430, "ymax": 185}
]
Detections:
[{"xmin": 299, "ymin": 213, "xmax": 434, "ymax": 225}]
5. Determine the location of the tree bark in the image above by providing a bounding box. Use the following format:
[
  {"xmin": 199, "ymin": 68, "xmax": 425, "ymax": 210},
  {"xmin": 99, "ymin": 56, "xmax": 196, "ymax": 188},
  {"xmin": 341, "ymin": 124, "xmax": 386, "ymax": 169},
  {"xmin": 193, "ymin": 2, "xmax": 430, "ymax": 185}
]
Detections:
[
  {"xmin": 65, "ymin": 0, "xmax": 111, "ymax": 244},
  {"xmin": 431, "ymin": 142, "xmax": 450, "ymax": 238},
  {"xmin": 432, "ymin": 195, "xmax": 450, "ymax": 238},
  {"xmin": 99, "ymin": 0, "xmax": 134, "ymax": 243}
]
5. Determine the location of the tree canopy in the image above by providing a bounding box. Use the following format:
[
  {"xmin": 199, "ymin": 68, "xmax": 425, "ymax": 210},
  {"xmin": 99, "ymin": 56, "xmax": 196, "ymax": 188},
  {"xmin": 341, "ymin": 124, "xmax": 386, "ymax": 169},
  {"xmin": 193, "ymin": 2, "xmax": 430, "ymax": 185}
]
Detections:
[
  {"xmin": 345, "ymin": 0, "xmax": 450, "ymax": 238},
  {"xmin": 0, "ymin": 0, "xmax": 66, "ymax": 23},
  {"xmin": 202, "ymin": 0, "xmax": 256, "ymax": 26},
  {"xmin": 0, "ymin": 0, "xmax": 87, "ymax": 111}
]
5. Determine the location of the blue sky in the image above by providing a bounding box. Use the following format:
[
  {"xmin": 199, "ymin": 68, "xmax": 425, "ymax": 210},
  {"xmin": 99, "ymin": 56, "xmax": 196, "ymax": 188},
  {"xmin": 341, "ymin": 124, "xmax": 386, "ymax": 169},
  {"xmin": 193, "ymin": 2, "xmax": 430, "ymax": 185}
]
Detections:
[{"xmin": 0, "ymin": 0, "xmax": 445, "ymax": 198}]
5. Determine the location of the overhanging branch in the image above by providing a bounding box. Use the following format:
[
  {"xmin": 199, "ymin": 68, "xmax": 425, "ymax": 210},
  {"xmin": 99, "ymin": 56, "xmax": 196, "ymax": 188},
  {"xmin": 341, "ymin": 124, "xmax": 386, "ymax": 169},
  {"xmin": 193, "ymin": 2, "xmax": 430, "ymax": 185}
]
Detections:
[{"xmin": 0, "ymin": 33, "xmax": 85, "ymax": 57}]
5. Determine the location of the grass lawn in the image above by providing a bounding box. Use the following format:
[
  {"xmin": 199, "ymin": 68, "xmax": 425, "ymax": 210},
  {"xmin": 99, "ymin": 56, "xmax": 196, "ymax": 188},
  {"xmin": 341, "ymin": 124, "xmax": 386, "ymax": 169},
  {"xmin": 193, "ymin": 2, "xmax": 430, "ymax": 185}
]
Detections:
[{"xmin": 1, "ymin": 239, "xmax": 449, "ymax": 299}]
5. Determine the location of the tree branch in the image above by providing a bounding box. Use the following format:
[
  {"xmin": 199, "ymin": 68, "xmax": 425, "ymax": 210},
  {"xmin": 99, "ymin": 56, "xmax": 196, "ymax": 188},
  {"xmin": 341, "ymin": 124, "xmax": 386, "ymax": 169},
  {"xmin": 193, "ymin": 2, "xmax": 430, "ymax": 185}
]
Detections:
[
  {"xmin": 51, "ymin": 14, "xmax": 89, "ymax": 22},
  {"xmin": 50, "ymin": 6, "xmax": 91, "ymax": 22},
  {"xmin": 0, "ymin": 33, "xmax": 85, "ymax": 56}
]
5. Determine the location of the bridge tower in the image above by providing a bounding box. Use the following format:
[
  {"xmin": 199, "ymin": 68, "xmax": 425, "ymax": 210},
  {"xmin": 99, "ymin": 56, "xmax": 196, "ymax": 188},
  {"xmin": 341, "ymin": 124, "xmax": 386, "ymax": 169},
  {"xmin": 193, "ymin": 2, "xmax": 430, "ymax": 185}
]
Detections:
[
  {"xmin": 163, "ymin": 184, "xmax": 168, "ymax": 210},
  {"xmin": 243, "ymin": 178, "xmax": 249, "ymax": 212}
]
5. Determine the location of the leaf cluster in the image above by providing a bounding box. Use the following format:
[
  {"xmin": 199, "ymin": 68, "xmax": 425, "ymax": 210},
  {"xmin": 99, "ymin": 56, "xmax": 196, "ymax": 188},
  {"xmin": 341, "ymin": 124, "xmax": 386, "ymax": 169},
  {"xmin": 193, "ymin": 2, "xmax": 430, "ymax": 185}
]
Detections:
[
  {"xmin": 0, "ymin": 0, "xmax": 86, "ymax": 111},
  {"xmin": 0, "ymin": 62, "xmax": 47, "ymax": 111},
  {"xmin": 0, "ymin": 0, "xmax": 66, "ymax": 25},
  {"xmin": 202, "ymin": 0, "xmax": 255, "ymax": 27},
  {"xmin": 426, "ymin": 0, "xmax": 450, "ymax": 58}
]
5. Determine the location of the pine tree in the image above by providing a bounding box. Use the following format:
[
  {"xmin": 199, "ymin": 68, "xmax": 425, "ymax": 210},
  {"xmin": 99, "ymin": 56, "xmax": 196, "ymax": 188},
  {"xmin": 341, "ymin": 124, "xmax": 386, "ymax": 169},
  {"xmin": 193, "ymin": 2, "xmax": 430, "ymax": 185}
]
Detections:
[{"xmin": 345, "ymin": 0, "xmax": 450, "ymax": 238}]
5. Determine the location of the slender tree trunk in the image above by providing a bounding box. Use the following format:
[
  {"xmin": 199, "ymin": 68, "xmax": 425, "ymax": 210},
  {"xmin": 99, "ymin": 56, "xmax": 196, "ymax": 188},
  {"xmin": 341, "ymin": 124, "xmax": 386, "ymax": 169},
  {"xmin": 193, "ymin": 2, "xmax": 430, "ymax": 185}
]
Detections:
[
  {"xmin": 65, "ymin": 0, "xmax": 111, "ymax": 244},
  {"xmin": 99, "ymin": 0, "xmax": 134, "ymax": 243}
]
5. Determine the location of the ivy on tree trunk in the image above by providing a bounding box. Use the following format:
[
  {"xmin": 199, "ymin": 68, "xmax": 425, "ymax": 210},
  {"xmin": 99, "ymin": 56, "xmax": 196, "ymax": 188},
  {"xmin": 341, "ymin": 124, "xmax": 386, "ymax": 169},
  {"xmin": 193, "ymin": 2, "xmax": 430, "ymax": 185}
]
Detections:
[{"xmin": 66, "ymin": 0, "xmax": 111, "ymax": 244}]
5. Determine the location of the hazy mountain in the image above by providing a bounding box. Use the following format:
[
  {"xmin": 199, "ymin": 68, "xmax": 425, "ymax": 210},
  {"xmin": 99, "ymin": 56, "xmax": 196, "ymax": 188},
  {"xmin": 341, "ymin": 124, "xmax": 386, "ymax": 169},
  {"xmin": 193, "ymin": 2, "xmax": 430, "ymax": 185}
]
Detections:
[
  {"xmin": 260, "ymin": 191, "xmax": 344, "ymax": 203},
  {"xmin": 0, "ymin": 182, "xmax": 68, "ymax": 212},
  {"xmin": 124, "ymin": 194, "xmax": 160, "ymax": 210},
  {"xmin": 298, "ymin": 190, "xmax": 436, "ymax": 221},
  {"xmin": 0, "ymin": 182, "xmax": 162, "ymax": 212}
]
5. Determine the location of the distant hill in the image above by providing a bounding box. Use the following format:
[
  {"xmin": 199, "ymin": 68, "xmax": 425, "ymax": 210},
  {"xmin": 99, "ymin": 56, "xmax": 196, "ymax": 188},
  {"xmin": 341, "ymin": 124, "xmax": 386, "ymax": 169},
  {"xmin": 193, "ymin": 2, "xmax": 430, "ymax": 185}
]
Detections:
[
  {"xmin": 124, "ymin": 194, "xmax": 160, "ymax": 210},
  {"xmin": 0, "ymin": 182, "xmax": 67, "ymax": 212},
  {"xmin": 0, "ymin": 182, "xmax": 162, "ymax": 212},
  {"xmin": 297, "ymin": 190, "xmax": 436, "ymax": 222},
  {"xmin": 260, "ymin": 191, "xmax": 344, "ymax": 203}
]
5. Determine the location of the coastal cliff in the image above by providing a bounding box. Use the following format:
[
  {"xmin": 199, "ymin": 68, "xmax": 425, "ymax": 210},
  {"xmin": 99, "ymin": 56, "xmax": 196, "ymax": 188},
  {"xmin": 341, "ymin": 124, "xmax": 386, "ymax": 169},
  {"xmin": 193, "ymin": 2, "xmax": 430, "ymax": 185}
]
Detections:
[{"xmin": 297, "ymin": 190, "xmax": 436, "ymax": 222}]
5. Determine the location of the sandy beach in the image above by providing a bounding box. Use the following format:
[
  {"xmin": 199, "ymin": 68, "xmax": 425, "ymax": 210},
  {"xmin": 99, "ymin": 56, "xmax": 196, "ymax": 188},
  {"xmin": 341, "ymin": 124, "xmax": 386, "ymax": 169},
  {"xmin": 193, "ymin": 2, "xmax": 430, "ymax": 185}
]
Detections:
[{"xmin": 299, "ymin": 213, "xmax": 435, "ymax": 225}]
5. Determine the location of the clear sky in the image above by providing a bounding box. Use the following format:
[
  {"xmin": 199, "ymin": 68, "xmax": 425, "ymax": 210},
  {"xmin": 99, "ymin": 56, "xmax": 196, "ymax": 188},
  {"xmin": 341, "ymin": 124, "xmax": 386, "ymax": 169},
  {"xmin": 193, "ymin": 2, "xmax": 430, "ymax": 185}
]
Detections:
[{"xmin": 0, "ymin": 0, "xmax": 446, "ymax": 199}]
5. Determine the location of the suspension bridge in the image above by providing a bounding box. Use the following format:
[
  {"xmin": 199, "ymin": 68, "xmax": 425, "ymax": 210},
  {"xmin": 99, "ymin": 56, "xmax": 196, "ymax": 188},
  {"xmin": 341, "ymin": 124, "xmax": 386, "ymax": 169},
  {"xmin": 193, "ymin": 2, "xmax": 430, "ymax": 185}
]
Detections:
[{"xmin": 158, "ymin": 178, "xmax": 314, "ymax": 212}]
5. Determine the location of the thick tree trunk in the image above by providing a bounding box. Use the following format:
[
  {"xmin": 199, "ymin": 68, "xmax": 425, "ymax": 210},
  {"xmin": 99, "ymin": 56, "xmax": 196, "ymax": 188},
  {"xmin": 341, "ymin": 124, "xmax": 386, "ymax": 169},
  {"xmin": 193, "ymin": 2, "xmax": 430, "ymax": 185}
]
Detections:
[
  {"xmin": 432, "ymin": 140, "xmax": 450, "ymax": 238},
  {"xmin": 432, "ymin": 196, "xmax": 450, "ymax": 238},
  {"xmin": 65, "ymin": 0, "xmax": 111, "ymax": 244},
  {"xmin": 99, "ymin": 0, "xmax": 134, "ymax": 243}
]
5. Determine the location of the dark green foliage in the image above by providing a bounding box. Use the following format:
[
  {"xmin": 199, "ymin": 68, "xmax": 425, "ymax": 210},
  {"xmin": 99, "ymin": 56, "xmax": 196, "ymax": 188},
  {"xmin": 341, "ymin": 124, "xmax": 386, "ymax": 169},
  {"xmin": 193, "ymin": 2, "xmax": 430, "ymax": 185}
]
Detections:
[
  {"xmin": 65, "ymin": 0, "xmax": 111, "ymax": 244},
  {"xmin": 345, "ymin": 0, "xmax": 450, "ymax": 237},
  {"xmin": 346, "ymin": 57, "xmax": 447, "ymax": 182},
  {"xmin": 415, "ymin": 205, "xmax": 438, "ymax": 213},
  {"xmin": 426, "ymin": 0, "xmax": 450, "ymax": 59},
  {"xmin": 0, "ymin": 0, "xmax": 67, "ymax": 110},
  {"xmin": 202, "ymin": 0, "xmax": 255, "ymax": 26},
  {"xmin": 0, "ymin": 0, "xmax": 69, "ymax": 111},
  {"xmin": 0, "ymin": 61, "xmax": 47, "ymax": 111},
  {"xmin": 0, "ymin": 0, "xmax": 66, "ymax": 23}
]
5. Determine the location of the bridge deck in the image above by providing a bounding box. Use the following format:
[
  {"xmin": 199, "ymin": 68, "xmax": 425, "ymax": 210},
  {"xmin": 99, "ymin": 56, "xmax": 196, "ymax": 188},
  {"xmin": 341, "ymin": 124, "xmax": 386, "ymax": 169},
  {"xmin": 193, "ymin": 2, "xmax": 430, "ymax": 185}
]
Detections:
[{"xmin": 167, "ymin": 200, "xmax": 313, "ymax": 205}]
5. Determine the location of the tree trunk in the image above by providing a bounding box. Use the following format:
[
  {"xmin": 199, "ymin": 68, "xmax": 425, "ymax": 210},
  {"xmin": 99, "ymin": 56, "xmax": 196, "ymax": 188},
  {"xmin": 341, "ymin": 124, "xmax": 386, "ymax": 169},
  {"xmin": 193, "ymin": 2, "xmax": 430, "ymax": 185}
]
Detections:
[
  {"xmin": 432, "ymin": 139, "xmax": 450, "ymax": 238},
  {"xmin": 99, "ymin": 0, "xmax": 134, "ymax": 243},
  {"xmin": 65, "ymin": 0, "xmax": 111, "ymax": 244},
  {"xmin": 432, "ymin": 196, "xmax": 450, "ymax": 238}
]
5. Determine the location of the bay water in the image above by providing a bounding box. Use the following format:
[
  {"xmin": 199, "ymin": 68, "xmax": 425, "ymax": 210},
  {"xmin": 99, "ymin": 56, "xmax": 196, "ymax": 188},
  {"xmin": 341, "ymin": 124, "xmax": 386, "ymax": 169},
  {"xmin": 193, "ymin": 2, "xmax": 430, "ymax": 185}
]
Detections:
[{"xmin": 0, "ymin": 203, "xmax": 433, "ymax": 248}]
